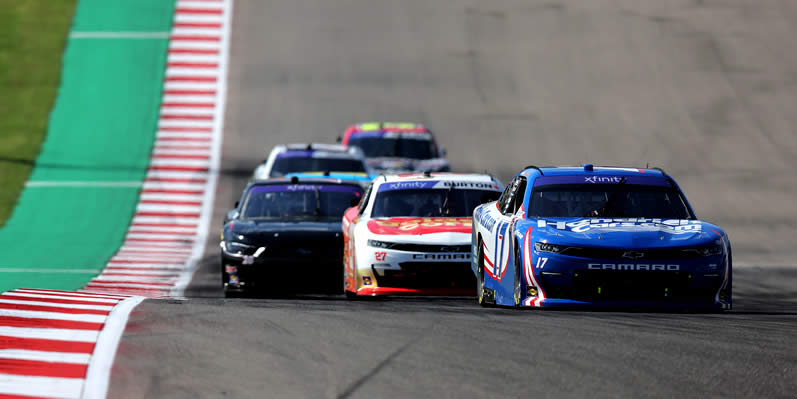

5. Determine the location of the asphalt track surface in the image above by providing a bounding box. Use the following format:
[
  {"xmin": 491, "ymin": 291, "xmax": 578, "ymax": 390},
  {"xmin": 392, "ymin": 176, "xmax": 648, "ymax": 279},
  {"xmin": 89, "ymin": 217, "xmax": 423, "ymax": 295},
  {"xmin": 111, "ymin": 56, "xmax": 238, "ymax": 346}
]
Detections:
[{"xmin": 110, "ymin": 1, "xmax": 797, "ymax": 397}]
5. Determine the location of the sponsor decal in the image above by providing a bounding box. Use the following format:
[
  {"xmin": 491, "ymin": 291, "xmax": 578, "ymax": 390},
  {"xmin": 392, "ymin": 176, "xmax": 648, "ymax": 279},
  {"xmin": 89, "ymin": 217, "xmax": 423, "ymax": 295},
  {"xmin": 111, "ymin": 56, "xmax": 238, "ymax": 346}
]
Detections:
[
  {"xmin": 363, "ymin": 276, "xmax": 372, "ymax": 286},
  {"xmin": 533, "ymin": 175, "xmax": 670, "ymax": 187},
  {"xmin": 379, "ymin": 181, "xmax": 437, "ymax": 192},
  {"xmin": 538, "ymin": 218, "xmax": 702, "ymax": 234},
  {"xmin": 434, "ymin": 181, "xmax": 501, "ymax": 190},
  {"xmin": 584, "ymin": 176, "xmax": 624, "ymax": 184},
  {"xmin": 476, "ymin": 207, "xmax": 498, "ymax": 231},
  {"xmin": 367, "ymin": 217, "xmax": 472, "ymax": 235},
  {"xmin": 587, "ymin": 263, "xmax": 681, "ymax": 271}
]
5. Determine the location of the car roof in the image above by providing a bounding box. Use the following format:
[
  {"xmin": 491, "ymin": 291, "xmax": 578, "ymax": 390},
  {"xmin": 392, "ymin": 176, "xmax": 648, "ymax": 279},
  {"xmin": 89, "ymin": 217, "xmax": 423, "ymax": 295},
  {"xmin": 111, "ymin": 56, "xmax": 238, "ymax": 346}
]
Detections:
[
  {"xmin": 520, "ymin": 165, "xmax": 667, "ymax": 177},
  {"xmin": 284, "ymin": 172, "xmax": 371, "ymax": 181},
  {"xmin": 271, "ymin": 143, "xmax": 364, "ymax": 158},
  {"xmin": 342, "ymin": 122, "xmax": 432, "ymax": 142}
]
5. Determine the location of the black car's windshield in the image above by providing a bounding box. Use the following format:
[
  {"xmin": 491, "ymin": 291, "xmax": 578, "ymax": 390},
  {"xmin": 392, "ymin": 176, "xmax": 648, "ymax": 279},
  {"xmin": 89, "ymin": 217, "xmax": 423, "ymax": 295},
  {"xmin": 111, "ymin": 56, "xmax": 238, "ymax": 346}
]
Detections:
[
  {"xmin": 242, "ymin": 184, "xmax": 363, "ymax": 219},
  {"xmin": 270, "ymin": 157, "xmax": 366, "ymax": 177},
  {"xmin": 371, "ymin": 189, "xmax": 500, "ymax": 217},
  {"xmin": 348, "ymin": 136, "xmax": 437, "ymax": 159},
  {"xmin": 529, "ymin": 184, "xmax": 693, "ymax": 219}
]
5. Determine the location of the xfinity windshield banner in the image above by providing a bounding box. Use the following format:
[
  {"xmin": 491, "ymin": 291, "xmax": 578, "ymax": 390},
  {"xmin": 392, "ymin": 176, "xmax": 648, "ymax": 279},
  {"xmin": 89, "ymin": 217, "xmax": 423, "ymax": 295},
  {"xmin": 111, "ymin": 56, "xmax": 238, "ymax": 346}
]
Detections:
[
  {"xmin": 378, "ymin": 180, "xmax": 501, "ymax": 192},
  {"xmin": 533, "ymin": 175, "xmax": 671, "ymax": 187},
  {"xmin": 250, "ymin": 184, "xmax": 362, "ymax": 193}
]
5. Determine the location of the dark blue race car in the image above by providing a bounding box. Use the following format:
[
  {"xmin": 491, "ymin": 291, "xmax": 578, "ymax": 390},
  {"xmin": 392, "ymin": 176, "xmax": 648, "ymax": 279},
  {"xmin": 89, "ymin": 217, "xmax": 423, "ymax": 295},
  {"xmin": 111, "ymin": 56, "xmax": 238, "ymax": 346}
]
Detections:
[
  {"xmin": 472, "ymin": 165, "xmax": 731, "ymax": 310},
  {"xmin": 221, "ymin": 178, "xmax": 364, "ymax": 297}
]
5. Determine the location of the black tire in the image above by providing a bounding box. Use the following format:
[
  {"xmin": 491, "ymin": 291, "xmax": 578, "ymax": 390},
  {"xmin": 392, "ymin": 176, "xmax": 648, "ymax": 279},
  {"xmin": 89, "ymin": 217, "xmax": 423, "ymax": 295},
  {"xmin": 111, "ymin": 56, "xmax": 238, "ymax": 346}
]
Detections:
[
  {"xmin": 513, "ymin": 243, "xmax": 522, "ymax": 307},
  {"xmin": 343, "ymin": 264, "xmax": 357, "ymax": 300},
  {"xmin": 476, "ymin": 240, "xmax": 489, "ymax": 307},
  {"xmin": 220, "ymin": 255, "xmax": 227, "ymax": 289}
]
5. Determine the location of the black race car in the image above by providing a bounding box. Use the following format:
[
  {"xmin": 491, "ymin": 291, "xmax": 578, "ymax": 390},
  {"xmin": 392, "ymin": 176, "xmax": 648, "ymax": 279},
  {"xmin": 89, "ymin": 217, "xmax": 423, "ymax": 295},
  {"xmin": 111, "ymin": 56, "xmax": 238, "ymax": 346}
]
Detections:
[{"xmin": 220, "ymin": 177, "xmax": 363, "ymax": 297}]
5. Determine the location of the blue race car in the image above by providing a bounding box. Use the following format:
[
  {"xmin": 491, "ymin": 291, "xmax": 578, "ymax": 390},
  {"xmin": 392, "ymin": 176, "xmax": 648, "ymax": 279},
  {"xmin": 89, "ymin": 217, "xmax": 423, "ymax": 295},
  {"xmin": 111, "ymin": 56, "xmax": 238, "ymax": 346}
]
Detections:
[{"xmin": 472, "ymin": 165, "xmax": 732, "ymax": 310}]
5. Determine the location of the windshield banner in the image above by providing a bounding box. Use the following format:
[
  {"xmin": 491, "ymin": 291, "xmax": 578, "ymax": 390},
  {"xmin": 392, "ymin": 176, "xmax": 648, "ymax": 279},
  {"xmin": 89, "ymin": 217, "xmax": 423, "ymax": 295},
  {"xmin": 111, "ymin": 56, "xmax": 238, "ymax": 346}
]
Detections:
[
  {"xmin": 533, "ymin": 175, "xmax": 671, "ymax": 187},
  {"xmin": 378, "ymin": 180, "xmax": 501, "ymax": 192},
  {"xmin": 250, "ymin": 184, "xmax": 362, "ymax": 193}
]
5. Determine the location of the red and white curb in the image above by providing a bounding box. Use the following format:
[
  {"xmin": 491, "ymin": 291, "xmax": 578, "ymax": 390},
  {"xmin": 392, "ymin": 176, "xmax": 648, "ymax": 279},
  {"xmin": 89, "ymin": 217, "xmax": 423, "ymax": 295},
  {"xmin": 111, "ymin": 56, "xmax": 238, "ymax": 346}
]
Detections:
[
  {"xmin": 83, "ymin": 0, "xmax": 232, "ymax": 299},
  {"xmin": 0, "ymin": 289, "xmax": 143, "ymax": 399},
  {"xmin": 0, "ymin": 0, "xmax": 232, "ymax": 398}
]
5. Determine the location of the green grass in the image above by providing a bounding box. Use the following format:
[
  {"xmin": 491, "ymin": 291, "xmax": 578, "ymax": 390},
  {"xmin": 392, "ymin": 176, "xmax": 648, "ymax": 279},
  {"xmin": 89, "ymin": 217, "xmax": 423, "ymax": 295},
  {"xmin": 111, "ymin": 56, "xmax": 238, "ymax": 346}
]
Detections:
[{"xmin": 0, "ymin": 1, "xmax": 77, "ymax": 226}]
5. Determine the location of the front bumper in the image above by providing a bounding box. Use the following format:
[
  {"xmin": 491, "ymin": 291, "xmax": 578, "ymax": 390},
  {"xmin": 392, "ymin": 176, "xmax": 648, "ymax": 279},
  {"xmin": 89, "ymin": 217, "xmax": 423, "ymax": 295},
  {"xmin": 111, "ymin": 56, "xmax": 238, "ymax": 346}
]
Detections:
[
  {"xmin": 522, "ymin": 253, "xmax": 731, "ymax": 310},
  {"xmin": 352, "ymin": 246, "xmax": 475, "ymax": 296},
  {"xmin": 222, "ymin": 252, "xmax": 342, "ymax": 293}
]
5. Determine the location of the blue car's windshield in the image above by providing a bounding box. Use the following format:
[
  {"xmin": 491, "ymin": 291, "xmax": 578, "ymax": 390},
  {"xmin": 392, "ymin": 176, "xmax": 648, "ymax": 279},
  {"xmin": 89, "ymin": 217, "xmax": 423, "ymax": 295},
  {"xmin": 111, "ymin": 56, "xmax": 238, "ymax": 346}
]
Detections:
[
  {"xmin": 242, "ymin": 184, "xmax": 362, "ymax": 219},
  {"xmin": 529, "ymin": 184, "xmax": 693, "ymax": 219},
  {"xmin": 348, "ymin": 136, "xmax": 437, "ymax": 159},
  {"xmin": 270, "ymin": 157, "xmax": 366, "ymax": 177}
]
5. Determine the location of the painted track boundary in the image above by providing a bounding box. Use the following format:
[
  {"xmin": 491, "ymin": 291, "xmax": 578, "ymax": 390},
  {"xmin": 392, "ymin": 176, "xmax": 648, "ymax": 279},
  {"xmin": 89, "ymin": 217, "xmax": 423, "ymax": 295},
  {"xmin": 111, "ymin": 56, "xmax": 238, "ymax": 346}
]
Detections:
[{"xmin": 82, "ymin": 0, "xmax": 232, "ymax": 299}]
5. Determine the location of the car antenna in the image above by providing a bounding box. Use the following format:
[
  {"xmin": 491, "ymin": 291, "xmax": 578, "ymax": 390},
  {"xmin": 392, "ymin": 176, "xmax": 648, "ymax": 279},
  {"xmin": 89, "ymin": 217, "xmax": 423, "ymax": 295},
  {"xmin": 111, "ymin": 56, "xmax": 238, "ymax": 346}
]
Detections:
[
  {"xmin": 323, "ymin": 170, "xmax": 330, "ymax": 176},
  {"xmin": 291, "ymin": 176, "xmax": 299, "ymax": 184},
  {"xmin": 306, "ymin": 143, "xmax": 313, "ymax": 151},
  {"xmin": 423, "ymin": 170, "xmax": 432, "ymax": 178}
]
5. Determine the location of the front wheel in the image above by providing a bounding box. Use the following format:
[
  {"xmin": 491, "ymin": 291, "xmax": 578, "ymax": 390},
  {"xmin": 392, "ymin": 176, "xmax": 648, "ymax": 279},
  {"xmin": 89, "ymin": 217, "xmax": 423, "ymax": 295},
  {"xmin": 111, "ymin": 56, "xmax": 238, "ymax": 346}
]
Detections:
[
  {"xmin": 513, "ymin": 244, "xmax": 522, "ymax": 307},
  {"xmin": 476, "ymin": 241, "xmax": 490, "ymax": 307},
  {"xmin": 343, "ymin": 264, "xmax": 357, "ymax": 300}
]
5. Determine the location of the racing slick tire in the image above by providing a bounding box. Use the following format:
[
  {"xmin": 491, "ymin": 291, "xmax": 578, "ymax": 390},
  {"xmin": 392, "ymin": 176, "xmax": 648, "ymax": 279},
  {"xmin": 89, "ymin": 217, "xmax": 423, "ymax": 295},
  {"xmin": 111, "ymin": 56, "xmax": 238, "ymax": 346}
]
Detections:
[
  {"xmin": 343, "ymin": 267, "xmax": 358, "ymax": 300},
  {"xmin": 513, "ymin": 244, "xmax": 522, "ymax": 307}
]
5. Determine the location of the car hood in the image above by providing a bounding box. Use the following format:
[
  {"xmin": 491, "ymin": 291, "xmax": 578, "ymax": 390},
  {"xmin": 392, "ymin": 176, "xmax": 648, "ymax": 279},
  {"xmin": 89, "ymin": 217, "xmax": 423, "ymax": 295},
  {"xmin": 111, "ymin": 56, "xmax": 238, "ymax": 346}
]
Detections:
[
  {"xmin": 366, "ymin": 157, "xmax": 448, "ymax": 173},
  {"xmin": 365, "ymin": 217, "xmax": 471, "ymax": 243},
  {"xmin": 532, "ymin": 218, "xmax": 723, "ymax": 249},
  {"xmin": 228, "ymin": 220, "xmax": 341, "ymax": 243}
]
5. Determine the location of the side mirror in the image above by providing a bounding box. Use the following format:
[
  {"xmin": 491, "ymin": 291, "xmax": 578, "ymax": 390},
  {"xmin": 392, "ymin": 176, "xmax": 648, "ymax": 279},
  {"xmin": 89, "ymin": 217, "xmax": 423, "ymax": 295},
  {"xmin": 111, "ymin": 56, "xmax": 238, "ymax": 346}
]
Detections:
[
  {"xmin": 336, "ymin": 136, "xmax": 342, "ymax": 143},
  {"xmin": 234, "ymin": 201, "xmax": 239, "ymax": 208},
  {"xmin": 439, "ymin": 146, "xmax": 447, "ymax": 157},
  {"xmin": 224, "ymin": 209, "xmax": 239, "ymax": 224},
  {"xmin": 350, "ymin": 198, "xmax": 361, "ymax": 207}
]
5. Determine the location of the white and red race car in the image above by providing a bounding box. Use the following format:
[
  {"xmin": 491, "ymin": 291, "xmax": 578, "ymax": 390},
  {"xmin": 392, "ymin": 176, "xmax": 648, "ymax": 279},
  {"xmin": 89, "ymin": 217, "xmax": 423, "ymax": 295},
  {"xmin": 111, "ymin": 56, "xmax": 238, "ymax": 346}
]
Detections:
[{"xmin": 342, "ymin": 173, "xmax": 503, "ymax": 296}]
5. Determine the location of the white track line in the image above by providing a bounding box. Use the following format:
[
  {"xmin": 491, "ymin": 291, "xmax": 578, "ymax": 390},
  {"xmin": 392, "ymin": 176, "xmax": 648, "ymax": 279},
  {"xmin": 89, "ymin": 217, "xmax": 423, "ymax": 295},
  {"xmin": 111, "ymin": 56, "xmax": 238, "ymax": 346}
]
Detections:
[
  {"xmin": 82, "ymin": 295, "xmax": 145, "ymax": 399},
  {"xmin": 0, "ymin": 349, "xmax": 91, "ymax": 364},
  {"xmin": 0, "ymin": 374, "xmax": 84, "ymax": 399}
]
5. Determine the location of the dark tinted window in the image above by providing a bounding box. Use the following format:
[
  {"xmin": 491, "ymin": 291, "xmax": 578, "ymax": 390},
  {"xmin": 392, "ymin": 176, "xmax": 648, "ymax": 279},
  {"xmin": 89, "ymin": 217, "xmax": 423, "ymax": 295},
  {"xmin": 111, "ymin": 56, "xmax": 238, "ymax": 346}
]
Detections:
[
  {"xmin": 270, "ymin": 157, "xmax": 366, "ymax": 177},
  {"xmin": 528, "ymin": 184, "xmax": 692, "ymax": 219},
  {"xmin": 371, "ymin": 189, "xmax": 500, "ymax": 217},
  {"xmin": 348, "ymin": 137, "xmax": 437, "ymax": 159},
  {"xmin": 242, "ymin": 185, "xmax": 363, "ymax": 219}
]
